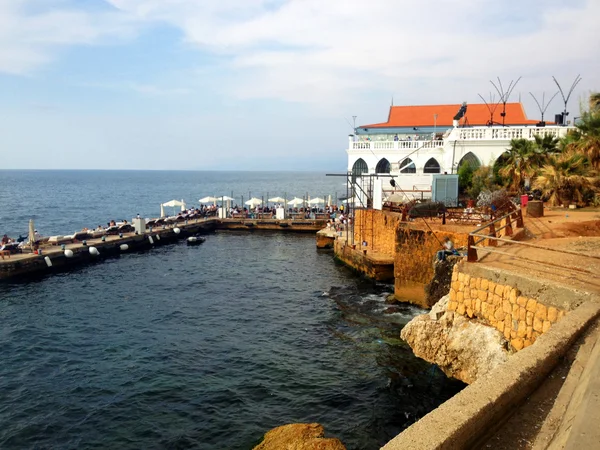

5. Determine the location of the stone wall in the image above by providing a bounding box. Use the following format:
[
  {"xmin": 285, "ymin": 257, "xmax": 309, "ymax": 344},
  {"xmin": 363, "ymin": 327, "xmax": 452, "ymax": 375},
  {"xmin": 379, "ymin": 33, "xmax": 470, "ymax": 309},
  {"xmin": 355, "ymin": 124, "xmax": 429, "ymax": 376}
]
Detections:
[
  {"xmin": 447, "ymin": 264, "xmax": 566, "ymax": 351},
  {"xmin": 352, "ymin": 209, "xmax": 402, "ymax": 257},
  {"xmin": 394, "ymin": 227, "xmax": 469, "ymax": 307},
  {"xmin": 333, "ymin": 238, "xmax": 394, "ymax": 281}
]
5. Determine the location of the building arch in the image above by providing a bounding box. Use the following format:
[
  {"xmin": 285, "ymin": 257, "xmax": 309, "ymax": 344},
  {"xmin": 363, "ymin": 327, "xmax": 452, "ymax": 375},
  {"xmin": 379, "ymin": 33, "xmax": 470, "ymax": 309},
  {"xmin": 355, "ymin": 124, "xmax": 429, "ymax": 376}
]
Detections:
[
  {"xmin": 457, "ymin": 152, "xmax": 481, "ymax": 170},
  {"xmin": 352, "ymin": 158, "xmax": 368, "ymax": 179},
  {"xmin": 375, "ymin": 158, "xmax": 391, "ymax": 174},
  {"xmin": 423, "ymin": 157, "xmax": 441, "ymax": 174},
  {"xmin": 399, "ymin": 157, "xmax": 416, "ymax": 174}
]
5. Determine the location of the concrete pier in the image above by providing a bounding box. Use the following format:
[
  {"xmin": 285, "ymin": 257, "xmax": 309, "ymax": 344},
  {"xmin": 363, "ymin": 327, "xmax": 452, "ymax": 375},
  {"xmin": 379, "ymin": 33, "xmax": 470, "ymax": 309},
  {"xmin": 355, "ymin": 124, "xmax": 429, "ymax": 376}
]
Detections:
[{"xmin": 0, "ymin": 217, "xmax": 328, "ymax": 280}]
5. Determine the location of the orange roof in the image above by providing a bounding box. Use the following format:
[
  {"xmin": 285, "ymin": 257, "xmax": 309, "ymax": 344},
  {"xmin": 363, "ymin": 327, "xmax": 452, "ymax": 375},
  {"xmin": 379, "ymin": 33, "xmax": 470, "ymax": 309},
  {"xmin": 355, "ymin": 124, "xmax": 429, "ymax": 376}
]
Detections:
[{"xmin": 360, "ymin": 103, "xmax": 539, "ymax": 128}]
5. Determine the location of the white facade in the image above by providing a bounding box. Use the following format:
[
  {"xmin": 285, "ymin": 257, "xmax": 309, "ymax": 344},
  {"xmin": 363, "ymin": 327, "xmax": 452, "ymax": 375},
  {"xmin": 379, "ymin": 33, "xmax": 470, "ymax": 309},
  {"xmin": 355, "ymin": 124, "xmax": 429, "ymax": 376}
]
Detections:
[{"xmin": 347, "ymin": 125, "xmax": 573, "ymax": 200}]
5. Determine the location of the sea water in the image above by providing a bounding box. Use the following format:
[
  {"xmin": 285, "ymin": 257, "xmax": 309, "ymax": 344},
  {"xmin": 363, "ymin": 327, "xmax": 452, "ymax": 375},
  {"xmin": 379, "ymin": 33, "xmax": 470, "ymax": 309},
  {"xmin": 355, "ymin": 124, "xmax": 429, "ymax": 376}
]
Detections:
[{"xmin": 0, "ymin": 170, "xmax": 463, "ymax": 449}]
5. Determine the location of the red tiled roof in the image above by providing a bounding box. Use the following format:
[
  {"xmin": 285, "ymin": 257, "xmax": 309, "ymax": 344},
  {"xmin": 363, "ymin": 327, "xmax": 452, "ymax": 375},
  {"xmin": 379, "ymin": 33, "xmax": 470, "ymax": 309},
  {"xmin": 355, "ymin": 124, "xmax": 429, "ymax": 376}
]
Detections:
[{"xmin": 360, "ymin": 103, "xmax": 539, "ymax": 128}]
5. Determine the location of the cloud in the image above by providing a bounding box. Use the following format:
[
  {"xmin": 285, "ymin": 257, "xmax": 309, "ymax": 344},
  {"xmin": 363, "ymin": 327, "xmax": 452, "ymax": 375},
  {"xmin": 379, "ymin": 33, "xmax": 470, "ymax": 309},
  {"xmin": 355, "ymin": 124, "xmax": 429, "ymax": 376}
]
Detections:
[
  {"xmin": 2, "ymin": 0, "xmax": 599, "ymax": 108},
  {"xmin": 0, "ymin": 0, "xmax": 136, "ymax": 74},
  {"xmin": 104, "ymin": 0, "xmax": 600, "ymax": 106}
]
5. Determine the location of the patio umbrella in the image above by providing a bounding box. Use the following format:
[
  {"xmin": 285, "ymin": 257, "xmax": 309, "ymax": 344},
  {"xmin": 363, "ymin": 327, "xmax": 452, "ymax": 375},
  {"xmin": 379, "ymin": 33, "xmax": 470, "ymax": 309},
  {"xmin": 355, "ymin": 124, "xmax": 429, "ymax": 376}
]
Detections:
[
  {"xmin": 307, "ymin": 197, "xmax": 325, "ymax": 205},
  {"xmin": 199, "ymin": 196, "xmax": 218, "ymax": 204},
  {"xmin": 160, "ymin": 204, "xmax": 165, "ymax": 217},
  {"xmin": 245, "ymin": 197, "xmax": 263, "ymax": 207},
  {"xmin": 162, "ymin": 199, "xmax": 185, "ymax": 216},
  {"xmin": 268, "ymin": 196, "xmax": 287, "ymax": 203},
  {"xmin": 219, "ymin": 196, "xmax": 235, "ymax": 202},
  {"xmin": 287, "ymin": 197, "xmax": 304, "ymax": 206}
]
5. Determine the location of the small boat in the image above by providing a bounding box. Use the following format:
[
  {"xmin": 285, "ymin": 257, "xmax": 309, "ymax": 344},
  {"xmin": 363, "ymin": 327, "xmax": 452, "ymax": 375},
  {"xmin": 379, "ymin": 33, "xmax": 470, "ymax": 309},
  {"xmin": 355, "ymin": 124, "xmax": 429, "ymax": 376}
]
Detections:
[{"xmin": 186, "ymin": 236, "xmax": 206, "ymax": 246}]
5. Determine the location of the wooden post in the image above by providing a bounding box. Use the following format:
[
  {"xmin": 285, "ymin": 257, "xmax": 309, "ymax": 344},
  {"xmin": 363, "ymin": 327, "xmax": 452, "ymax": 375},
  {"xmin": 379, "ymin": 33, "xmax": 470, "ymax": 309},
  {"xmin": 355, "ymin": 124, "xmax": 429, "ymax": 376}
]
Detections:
[
  {"xmin": 489, "ymin": 223, "xmax": 498, "ymax": 247},
  {"xmin": 467, "ymin": 235, "xmax": 478, "ymax": 262},
  {"xmin": 504, "ymin": 216, "xmax": 513, "ymax": 237},
  {"xmin": 516, "ymin": 209, "xmax": 524, "ymax": 228}
]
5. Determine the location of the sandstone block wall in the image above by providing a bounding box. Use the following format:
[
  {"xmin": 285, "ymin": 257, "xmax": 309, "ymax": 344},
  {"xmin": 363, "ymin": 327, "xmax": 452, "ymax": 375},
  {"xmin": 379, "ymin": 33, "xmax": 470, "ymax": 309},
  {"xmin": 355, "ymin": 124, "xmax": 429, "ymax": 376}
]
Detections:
[
  {"xmin": 447, "ymin": 265, "xmax": 566, "ymax": 351},
  {"xmin": 394, "ymin": 227, "xmax": 469, "ymax": 306},
  {"xmin": 353, "ymin": 209, "xmax": 402, "ymax": 257}
]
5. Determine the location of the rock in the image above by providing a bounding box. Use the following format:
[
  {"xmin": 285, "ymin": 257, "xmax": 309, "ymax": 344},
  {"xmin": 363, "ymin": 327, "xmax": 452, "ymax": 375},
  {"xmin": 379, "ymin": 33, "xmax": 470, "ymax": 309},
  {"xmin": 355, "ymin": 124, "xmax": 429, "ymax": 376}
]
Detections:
[
  {"xmin": 423, "ymin": 255, "xmax": 462, "ymax": 308},
  {"xmin": 253, "ymin": 423, "xmax": 346, "ymax": 450},
  {"xmin": 401, "ymin": 295, "xmax": 510, "ymax": 384},
  {"xmin": 385, "ymin": 293, "xmax": 398, "ymax": 304}
]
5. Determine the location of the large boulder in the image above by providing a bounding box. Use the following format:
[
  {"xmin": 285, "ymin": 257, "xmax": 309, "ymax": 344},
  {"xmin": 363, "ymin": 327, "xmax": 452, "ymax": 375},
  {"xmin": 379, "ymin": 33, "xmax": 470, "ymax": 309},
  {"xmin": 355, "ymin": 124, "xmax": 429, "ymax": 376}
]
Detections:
[
  {"xmin": 401, "ymin": 295, "xmax": 510, "ymax": 384},
  {"xmin": 253, "ymin": 423, "xmax": 346, "ymax": 450}
]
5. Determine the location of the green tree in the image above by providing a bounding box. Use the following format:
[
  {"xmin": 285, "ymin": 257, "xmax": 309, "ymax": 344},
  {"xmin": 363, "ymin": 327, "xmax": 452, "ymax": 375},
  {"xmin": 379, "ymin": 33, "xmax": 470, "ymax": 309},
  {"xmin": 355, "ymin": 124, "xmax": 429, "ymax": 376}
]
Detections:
[
  {"xmin": 568, "ymin": 110, "xmax": 600, "ymax": 169},
  {"xmin": 467, "ymin": 165, "xmax": 496, "ymax": 199},
  {"xmin": 457, "ymin": 162, "xmax": 474, "ymax": 195},
  {"xmin": 498, "ymin": 139, "xmax": 540, "ymax": 193},
  {"xmin": 533, "ymin": 151, "xmax": 597, "ymax": 206},
  {"xmin": 533, "ymin": 134, "xmax": 560, "ymax": 155}
]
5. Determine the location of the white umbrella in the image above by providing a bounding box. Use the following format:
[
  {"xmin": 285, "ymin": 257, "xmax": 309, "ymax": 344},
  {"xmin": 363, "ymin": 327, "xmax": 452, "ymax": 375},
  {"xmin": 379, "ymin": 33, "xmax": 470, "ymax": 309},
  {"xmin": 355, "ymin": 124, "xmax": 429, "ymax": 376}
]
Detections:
[
  {"xmin": 162, "ymin": 199, "xmax": 185, "ymax": 216},
  {"xmin": 287, "ymin": 197, "xmax": 304, "ymax": 206},
  {"xmin": 219, "ymin": 196, "xmax": 235, "ymax": 202},
  {"xmin": 307, "ymin": 197, "xmax": 325, "ymax": 205},
  {"xmin": 268, "ymin": 196, "xmax": 287, "ymax": 203},
  {"xmin": 162, "ymin": 199, "xmax": 184, "ymax": 208},
  {"xmin": 160, "ymin": 204, "xmax": 165, "ymax": 217},
  {"xmin": 199, "ymin": 196, "xmax": 218, "ymax": 204},
  {"xmin": 245, "ymin": 197, "xmax": 263, "ymax": 207}
]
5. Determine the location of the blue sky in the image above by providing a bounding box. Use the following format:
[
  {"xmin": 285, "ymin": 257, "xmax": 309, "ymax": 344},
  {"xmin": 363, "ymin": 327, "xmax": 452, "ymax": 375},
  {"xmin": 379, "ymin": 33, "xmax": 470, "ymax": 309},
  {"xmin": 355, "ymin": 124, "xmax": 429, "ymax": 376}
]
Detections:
[{"xmin": 0, "ymin": 0, "xmax": 598, "ymax": 170}]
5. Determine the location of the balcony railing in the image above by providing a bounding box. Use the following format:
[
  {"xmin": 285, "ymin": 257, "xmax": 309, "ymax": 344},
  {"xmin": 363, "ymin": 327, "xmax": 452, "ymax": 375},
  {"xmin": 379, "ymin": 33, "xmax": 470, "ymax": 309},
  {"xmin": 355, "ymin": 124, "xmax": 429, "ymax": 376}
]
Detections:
[
  {"xmin": 348, "ymin": 125, "xmax": 573, "ymax": 151},
  {"xmin": 350, "ymin": 139, "xmax": 444, "ymax": 151}
]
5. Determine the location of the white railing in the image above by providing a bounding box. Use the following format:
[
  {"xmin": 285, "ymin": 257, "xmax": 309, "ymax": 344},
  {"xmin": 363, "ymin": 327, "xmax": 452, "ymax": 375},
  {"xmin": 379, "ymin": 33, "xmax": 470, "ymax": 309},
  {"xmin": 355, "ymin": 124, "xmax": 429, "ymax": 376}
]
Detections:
[
  {"xmin": 350, "ymin": 139, "xmax": 444, "ymax": 151},
  {"xmin": 456, "ymin": 125, "xmax": 571, "ymax": 141},
  {"xmin": 348, "ymin": 126, "xmax": 573, "ymax": 152}
]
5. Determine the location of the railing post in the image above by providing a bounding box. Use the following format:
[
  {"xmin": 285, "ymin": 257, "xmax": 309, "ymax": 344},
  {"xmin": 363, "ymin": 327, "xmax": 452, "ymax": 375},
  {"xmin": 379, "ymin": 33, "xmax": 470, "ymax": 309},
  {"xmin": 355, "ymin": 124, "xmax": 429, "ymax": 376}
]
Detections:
[
  {"xmin": 504, "ymin": 216, "xmax": 513, "ymax": 236},
  {"xmin": 488, "ymin": 223, "xmax": 497, "ymax": 247},
  {"xmin": 516, "ymin": 209, "xmax": 524, "ymax": 228},
  {"xmin": 467, "ymin": 235, "xmax": 478, "ymax": 262}
]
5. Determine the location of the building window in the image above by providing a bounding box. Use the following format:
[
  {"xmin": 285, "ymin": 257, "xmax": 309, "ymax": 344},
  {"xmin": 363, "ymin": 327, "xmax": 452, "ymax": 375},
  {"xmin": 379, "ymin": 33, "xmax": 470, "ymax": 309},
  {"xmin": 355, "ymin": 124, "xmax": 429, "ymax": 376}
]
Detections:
[
  {"xmin": 424, "ymin": 158, "xmax": 441, "ymax": 174},
  {"xmin": 375, "ymin": 158, "xmax": 391, "ymax": 174},
  {"xmin": 399, "ymin": 158, "xmax": 416, "ymax": 174}
]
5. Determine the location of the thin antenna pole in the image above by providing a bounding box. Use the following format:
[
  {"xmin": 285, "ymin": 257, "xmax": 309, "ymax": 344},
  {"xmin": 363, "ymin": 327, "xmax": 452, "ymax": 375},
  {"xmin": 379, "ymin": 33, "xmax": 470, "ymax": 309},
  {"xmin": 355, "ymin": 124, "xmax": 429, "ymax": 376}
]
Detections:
[
  {"xmin": 529, "ymin": 91, "xmax": 560, "ymax": 122},
  {"xmin": 552, "ymin": 75, "xmax": 582, "ymax": 125}
]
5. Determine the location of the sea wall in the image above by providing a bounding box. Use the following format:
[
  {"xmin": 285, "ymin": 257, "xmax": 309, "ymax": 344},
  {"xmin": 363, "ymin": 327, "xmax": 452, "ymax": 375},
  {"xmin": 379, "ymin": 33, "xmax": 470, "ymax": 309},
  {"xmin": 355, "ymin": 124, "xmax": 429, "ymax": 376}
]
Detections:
[
  {"xmin": 394, "ymin": 227, "xmax": 468, "ymax": 308},
  {"xmin": 448, "ymin": 260, "xmax": 594, "ymax": 351},
  {"xmin": 352, "ymin": 209, "xmax": 401, "ymax": 257},
  {"xmin": 333, "ymin": 238, "xmax": 394, "ymax": 281},
  {"xmin": 402, "ymin": 260, "xmax": 586, "ymax": 384}
]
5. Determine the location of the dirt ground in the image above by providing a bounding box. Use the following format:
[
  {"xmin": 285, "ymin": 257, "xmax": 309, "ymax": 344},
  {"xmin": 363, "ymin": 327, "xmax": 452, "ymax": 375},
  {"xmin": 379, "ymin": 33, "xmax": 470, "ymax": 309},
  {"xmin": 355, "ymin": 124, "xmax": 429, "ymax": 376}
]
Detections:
[{"xmin": 476, "ymin": 207, "xmax": 600, "ymax": 295}]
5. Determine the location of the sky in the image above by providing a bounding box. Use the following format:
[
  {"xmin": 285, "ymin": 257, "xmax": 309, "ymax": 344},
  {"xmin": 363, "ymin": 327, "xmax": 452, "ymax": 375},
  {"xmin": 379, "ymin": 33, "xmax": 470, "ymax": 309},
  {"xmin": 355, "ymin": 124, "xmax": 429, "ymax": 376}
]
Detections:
[{"xmin": 0, "ymin": 0, "xmax": 599, "ymax": 171}]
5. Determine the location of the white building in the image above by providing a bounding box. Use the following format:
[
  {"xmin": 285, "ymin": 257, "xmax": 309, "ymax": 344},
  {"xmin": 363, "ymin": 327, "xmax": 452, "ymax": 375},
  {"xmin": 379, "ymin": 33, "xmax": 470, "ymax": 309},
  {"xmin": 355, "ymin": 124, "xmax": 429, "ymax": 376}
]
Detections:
[{"xmin": 347, "ymin": 102, "xmax": 573, "ymax": 201}]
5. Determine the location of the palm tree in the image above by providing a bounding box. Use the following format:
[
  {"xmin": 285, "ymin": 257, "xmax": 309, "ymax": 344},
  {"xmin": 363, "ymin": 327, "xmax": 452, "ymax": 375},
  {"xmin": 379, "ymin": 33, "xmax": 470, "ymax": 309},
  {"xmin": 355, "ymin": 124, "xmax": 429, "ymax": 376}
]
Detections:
[
  {"xmin": 568, "ymin": 110, "xmax": 600, "ymax": 169},
  {"xmin": 533, "ymin": 134, "xmax": 560, "ymax": 155},
  {"xmin": 498, "ymin": 139, "xmax": 540, "ymax": 193},
  {"xmin": 533, "ymin": 151, "xmax": 597, "ymax": 206},
  {"xmin": 590, "ymin": 92, "xmax": 600, "ymax": 112}
]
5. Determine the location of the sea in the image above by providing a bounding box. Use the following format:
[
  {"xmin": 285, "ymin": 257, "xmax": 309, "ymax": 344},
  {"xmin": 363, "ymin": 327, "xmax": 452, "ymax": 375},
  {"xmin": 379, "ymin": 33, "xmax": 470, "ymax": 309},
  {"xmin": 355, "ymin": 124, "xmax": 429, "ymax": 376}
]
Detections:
[{"xmin": 0, "ymin": 170, "xmax": 464, "ymax": 450}]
